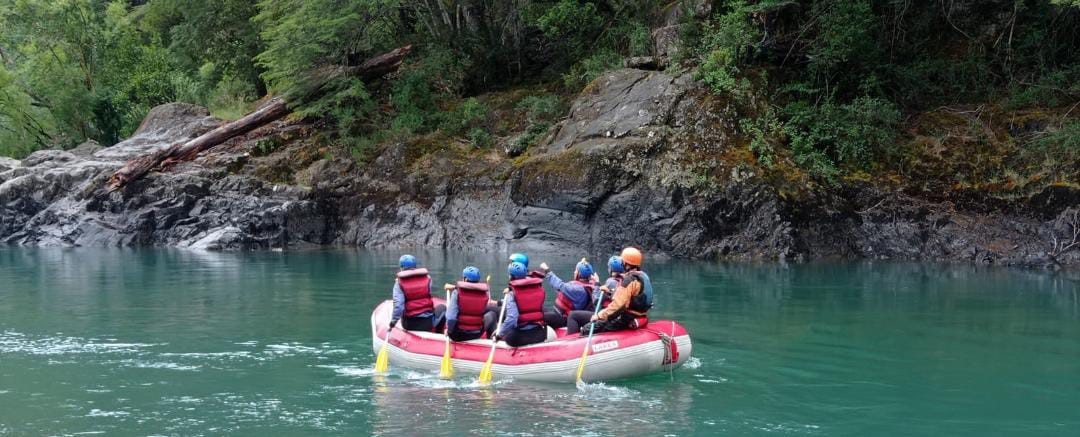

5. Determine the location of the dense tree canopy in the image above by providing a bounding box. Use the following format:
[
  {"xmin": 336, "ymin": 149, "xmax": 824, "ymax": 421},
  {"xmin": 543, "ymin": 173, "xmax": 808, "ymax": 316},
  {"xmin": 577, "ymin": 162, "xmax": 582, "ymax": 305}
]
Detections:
[{"xmin": 1, "ymin": 0, "xmax": 1078, "ymax": 184}]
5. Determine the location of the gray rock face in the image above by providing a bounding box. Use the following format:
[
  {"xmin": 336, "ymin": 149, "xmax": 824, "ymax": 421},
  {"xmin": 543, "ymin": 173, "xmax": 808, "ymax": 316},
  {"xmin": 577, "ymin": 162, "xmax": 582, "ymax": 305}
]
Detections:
[
  {"xmin": 0, "ymin": 103, "xmax": 325, "ymax": 250},
  {"xmin": 547, "ymin": 69, "xmax": 689, "ymax": 153},
  {"xmin": 0, "ymin": 74, "xmax": 1077, "ymax": 268}
]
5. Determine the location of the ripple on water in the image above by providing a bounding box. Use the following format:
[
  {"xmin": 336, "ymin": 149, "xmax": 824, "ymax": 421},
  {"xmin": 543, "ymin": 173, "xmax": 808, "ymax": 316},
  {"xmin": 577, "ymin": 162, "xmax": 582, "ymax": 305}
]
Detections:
[
  {"xmin": 574, "ymin": 382, "xmax": 641, "ymax": 400},
  {"xmin": 128, "ymin": 361, "xmax": 201, "ymax": 371},
  {"xmin": 317, "ymin": 364, "xmax": 378, "ymax": 378},
  {"xmin": 86, "ymin": 409, "xmax": 130, "ymax": 418},
  {"xmin": 0, "ymin": 331, "xmax": 161, "ymax": 356}
]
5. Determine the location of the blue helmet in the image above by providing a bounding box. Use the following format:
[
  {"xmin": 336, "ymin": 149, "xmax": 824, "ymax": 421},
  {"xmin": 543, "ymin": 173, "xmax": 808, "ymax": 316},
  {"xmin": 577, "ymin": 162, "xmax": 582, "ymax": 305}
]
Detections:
[
  {"xmin": 576, "ymin": 260, "xmax": 594, "ymax": 279},
  {"xmin": 508, "ymin": 262, "xmax": 527, "ymax": 279},
  {"xmin": 508, "ymin": 253, "xmax": 529, "ymax": 267},
  {"xmin": 607, "ymin": 255, "xmax": 625, "ymax": 274},
  {"xmin": 399, "ymin": 254, "xmax": 418, "ymax": 269},
  {"xmin": 462, "ymin": 266, "xmax": 482, "ymax": 282}
]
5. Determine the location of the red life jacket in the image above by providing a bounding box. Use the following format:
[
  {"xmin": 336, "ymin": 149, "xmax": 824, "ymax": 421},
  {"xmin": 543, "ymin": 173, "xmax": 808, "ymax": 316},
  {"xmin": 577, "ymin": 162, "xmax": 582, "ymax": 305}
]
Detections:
[
  {"xmin": 397, "ymin": 268, "xmax": 433, "ymax": 317},
  {"xmin": 455, "ymin": 281, "xmax": 489, "ymax": 332},
  {"xmin": 509, "ymin": 277, "xmax": 545, "ymax": 327},
  {"xmin": 554, "ymin": 280, "xmax": 594, "ymax": 315}
]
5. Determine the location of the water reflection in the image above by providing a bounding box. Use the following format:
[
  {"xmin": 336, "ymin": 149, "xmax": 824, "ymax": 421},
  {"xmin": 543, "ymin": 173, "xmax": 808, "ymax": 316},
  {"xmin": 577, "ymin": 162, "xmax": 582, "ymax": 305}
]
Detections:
[{"xmin": 367, "ymin": 373, "xmax": 697, "ymax": 435}]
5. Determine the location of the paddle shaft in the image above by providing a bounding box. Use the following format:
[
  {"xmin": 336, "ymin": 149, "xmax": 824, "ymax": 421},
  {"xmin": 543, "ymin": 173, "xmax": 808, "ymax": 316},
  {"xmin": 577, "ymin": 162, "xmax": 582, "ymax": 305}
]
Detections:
[
  {"xmin": 488, "ymin": 292, "xmax": 509, "ymax": 353},
  {"xmin": 575, "ymin": 284, "xmax": 606, "ymax": 383},
  {"xmin": 478, "ymin": 290, "xmax": 509, "ymax": 383}
]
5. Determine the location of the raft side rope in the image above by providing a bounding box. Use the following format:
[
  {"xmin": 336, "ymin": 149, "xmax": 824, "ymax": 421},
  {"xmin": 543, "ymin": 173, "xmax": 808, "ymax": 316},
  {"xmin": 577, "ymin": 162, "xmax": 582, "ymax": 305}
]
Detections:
[{"xmin": 670, "ymin": 318, "xmax": 676, "ymax": 380}]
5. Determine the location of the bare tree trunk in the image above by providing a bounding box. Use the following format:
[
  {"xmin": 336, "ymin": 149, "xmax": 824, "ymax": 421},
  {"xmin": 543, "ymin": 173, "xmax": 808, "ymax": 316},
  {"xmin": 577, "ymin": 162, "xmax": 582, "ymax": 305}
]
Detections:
[{"xmin": 106, "ymin": 45, "xmax": 412, "ymax": 191}]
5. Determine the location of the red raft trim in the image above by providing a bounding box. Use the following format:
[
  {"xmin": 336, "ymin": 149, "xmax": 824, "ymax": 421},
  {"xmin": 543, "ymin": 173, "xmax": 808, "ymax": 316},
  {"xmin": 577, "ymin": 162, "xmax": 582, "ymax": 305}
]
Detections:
[{"xmin": 373, "ymin": 299, "xmax": 688, "ymax": 366}]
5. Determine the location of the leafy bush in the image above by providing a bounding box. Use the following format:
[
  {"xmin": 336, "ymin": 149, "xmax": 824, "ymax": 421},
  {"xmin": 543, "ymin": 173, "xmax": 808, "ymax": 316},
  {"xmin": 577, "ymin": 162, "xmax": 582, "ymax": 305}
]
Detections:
[
  {"xmin": 1006, "ymin": 67, "xmax": 1080, "ymax": 110},
  {"xmin": 467, "ymin": 128, "xmax": 494, "ymax": 149},
  {"xmin": 298, "ymin": 76, "xmax": 375, "ymax": 146},
  {"xmin": 254, "ymin": 0, "xmax": 398, "ymax": 93},
  {"xmin": 563, "ymin": 49, "xmax": 623, "ymax": 90},
  {"xmin": 390, "ymin": 46, "xmax": 470, "ymax": 135},
  {"xmin": 207, "ymin": 74, "xmax": 258, "ymax": 120},
  {"xmin": 0, "ymin": 66, "xmax": 55, "ymax": 157},
  {"xmin": 514, "ymin": 122, "xmax": 551, "ymax": 151},
  {"xmin": 740, "ymin": 109, "xmax": 785, "ymax": 167},
  {"xmin": 698, "ymin": 47, "xmax": 747, "ymax": 96},
  {"xmin": 516, "ymin": 94, "xmax": 561, "ymax": 123},
  {"xmin": 533, "ymin": 0, "xmax": 604, "ymax": 60},
  {"xmin": 1025, "ymin": 122, "xmax": 1080, "ymax": 180},
  {"xmin": 783, "ymin": 97, "xmax": 901, "ymax": 175},
  {"xmin": 440, "ymin": 98, "xmax": 487, "ymax": 135},
  {"xmin": 694, "ymin": 2, "xmax": 761, "ymax": 97}
]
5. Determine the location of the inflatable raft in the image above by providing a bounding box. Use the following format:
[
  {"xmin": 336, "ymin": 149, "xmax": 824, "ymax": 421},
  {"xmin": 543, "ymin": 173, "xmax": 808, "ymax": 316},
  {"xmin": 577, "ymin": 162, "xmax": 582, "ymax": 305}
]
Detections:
[{"xmin": 370, "ymin": 299, "xmax": 692, "ymax": 383}]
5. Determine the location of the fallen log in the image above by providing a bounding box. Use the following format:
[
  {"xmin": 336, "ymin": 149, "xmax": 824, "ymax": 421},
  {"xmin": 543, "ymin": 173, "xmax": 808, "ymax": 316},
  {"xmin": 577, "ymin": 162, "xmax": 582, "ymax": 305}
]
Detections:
[{"xmin": 106, "ymin": 45, "xmax": 412, "ymax": 191}]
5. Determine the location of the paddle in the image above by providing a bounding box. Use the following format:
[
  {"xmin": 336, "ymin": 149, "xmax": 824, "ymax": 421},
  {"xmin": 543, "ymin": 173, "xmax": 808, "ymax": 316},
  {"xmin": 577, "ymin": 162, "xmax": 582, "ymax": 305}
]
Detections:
[
  {"xmin": 575, "ymin": 272, "xmax": 605, "ymax": 389},
  {"xmin": 374, "ymin": 323, "xmax": 392, "ymax": 374},
  {"xmin": 478, "ymin": 286, "xmax": 508, "ymax": 385},
  {"xmin": 438, "ymin": 284, "xmax": 455, "ymax": 380}
]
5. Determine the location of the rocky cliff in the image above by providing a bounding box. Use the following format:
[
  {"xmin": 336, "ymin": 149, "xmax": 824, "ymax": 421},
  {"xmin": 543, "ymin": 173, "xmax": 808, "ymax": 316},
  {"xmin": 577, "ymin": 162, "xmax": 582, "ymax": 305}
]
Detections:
[{"xmin": 1, "ymin": 69, "xmax": 1077, "ymax": 267}]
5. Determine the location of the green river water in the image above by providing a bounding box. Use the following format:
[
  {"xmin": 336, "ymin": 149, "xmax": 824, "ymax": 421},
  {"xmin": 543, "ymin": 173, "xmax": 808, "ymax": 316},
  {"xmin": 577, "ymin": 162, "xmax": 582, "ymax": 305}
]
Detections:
[{"xmin": 1, "ymin": 248, "xmax": 1078, "ymax": 436}]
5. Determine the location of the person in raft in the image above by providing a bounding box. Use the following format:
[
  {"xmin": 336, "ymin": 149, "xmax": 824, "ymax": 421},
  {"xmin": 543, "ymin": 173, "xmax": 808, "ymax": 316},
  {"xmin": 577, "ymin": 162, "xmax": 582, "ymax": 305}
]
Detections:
[
  {"xmin": 587, "ymin": 247, "xmax": 654, "ymax": 333},
  {"xmin": 389, "ymin": 254, "xmax": 444, "ymax": 332},
  {"xmin": 564, "ymin": 255, "xmax": 623, "ymax": 335},
  {"xmin": 599, "ymin": 255, "xmax": 625, "ymax": 309},
  {"xmin": 508, "ymin": 252, "xmax": 546, "ymax": 279},
  {"xmin": 538, "ymin": 259, "xmax": 597, "ymax": 330},
  {"xmin": 442, "ymin": 266, "xmax": 498, "ymax": 341},
  {"xmin": 495, "ymin": 261, "xmax": 548, "ymax": 347}
]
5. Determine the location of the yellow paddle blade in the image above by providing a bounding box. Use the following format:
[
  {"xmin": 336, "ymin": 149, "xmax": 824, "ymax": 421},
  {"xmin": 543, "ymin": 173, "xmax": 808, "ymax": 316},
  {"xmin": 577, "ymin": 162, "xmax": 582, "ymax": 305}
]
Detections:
[
  {"xmin": 374, "ymin": 340, "xmax": 390, "ymax": 373},
  {"xmin": 439, "ymin": 342, "xmax": 454, "ymax": 379},
  {"xmin": 478, "ymin": 359, "xmax": 494, "ymax": 384},
  {"xmin": 575, "ymin": 346, "xmax": 590, "ymax": 383}
]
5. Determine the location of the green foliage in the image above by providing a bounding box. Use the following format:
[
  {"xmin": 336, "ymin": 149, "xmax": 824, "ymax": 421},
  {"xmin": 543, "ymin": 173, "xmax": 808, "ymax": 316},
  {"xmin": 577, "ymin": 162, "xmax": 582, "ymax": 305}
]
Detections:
[
  {"xmin": 144, "ymin": 0, "xmax": 264, "ymax": 92},
  {"xmin": 254, "ymin": 0, "xmax": 398, "ymax": 93},
  {"xmin": 516, "ymin": 94, "xmax": 561, "ymax": 123},
  {"xmin": 804, "ymin": 1, "xmax": 877, "ymax": 83},
  {"xmin": 783, "ymin": 97, "xmax": 901, "ymax": 177},
  {"xmin": 389, "ymin": 47, "xmax": 470, "ymax": 135},
  {"xmin": 252, "ymin": 136, "xmax": 284, "ymax": 157},
  {"xmin": 534, "ymin": 0, "xmax": 604, "ymax": 59},
  {"xmin": 467, "ymin": 128, "xmax": 494, "ymax": 149},
  {"xmin": 693, "ymin": 0, "xmax": 1080, "ymax": 180},
  {"xmin": 698, "ymin": 48, "xmax": 750, "ymax": 97},
  {"xmin": 206, "ymin": 74, "xmax": 258, "ymax": 120},
  {"xmin": 301, "ymin": 76, "xmax": 375, "ymax": 146},
  {"xmin": 440, "ymin": 98, "xmax": 488, "ymax": 135},
  {"xmin": 533, "ymin": 0, "xmax": 660, "ymax": 90},
  {"xmin": 740, "ymin": 110, "xmax": 784, "ymax": 167},
  {"xmin": 1026, "ymin": 122, "xmax": 1080, "ymax": 180},
  {"xmin": 514, "ymin": 122, "xmax": 551, "ymax": 151},
  {"xmin": 1006, "ymin": 67, "xmax": 1080, "ymax": 109},
  {"xmin": 0, "ymin": 0, "xmax": 185, "ymax": 148},
  {"xmin": 563, "ymin": 49, "xmax": 623, "ymax": 89},
  {"xmin": 0, "ymin": 65, "xmax": 55, "ymax": 157},
  {"xmin": 694, "ymin": 2, "xmax": 762, "ymax": 97}
]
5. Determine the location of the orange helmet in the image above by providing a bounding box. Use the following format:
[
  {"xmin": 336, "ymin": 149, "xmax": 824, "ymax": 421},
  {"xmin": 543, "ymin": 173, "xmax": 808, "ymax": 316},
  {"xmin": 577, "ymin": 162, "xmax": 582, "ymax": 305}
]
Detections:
[{"xmin": 620, "ymin": 247, "xmax": 643, "ymax": 267}]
